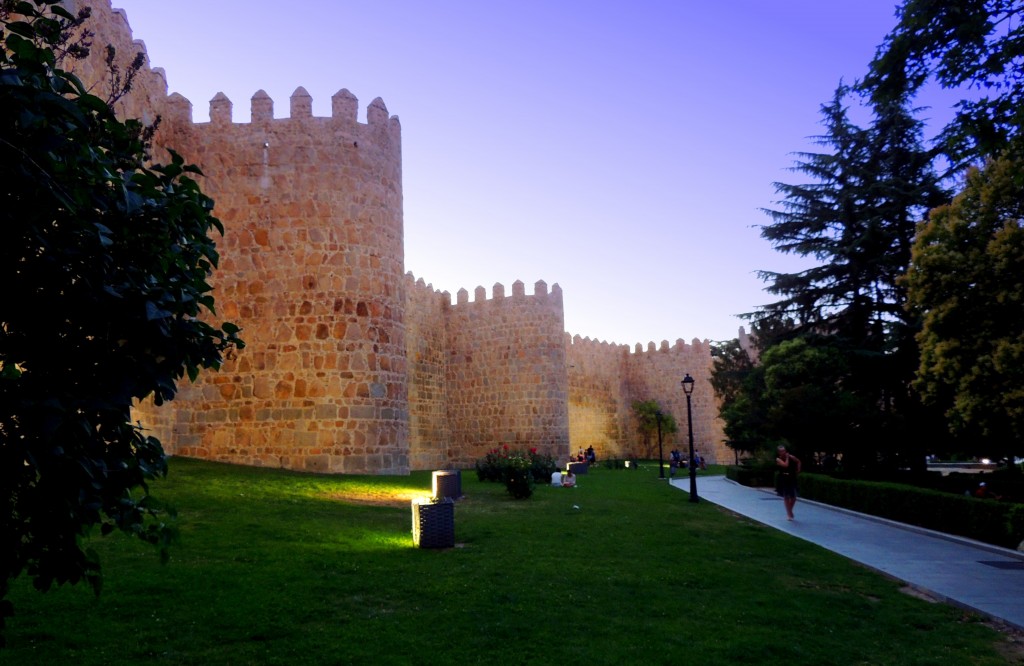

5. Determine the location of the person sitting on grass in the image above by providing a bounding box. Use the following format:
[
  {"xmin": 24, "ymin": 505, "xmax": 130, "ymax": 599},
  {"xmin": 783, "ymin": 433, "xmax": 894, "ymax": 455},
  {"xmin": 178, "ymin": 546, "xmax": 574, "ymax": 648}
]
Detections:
[{"xmin": 562, "ymin": 470, "xmax": 576, "ymax": 487}]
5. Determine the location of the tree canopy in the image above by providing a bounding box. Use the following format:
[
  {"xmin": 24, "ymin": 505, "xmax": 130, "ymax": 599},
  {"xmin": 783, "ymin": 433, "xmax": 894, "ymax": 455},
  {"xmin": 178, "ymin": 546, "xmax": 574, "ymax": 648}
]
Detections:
[
  {"xmin": 755, "ymin": 84, "xmax": 949, "ymax": 348},
  {"xmin": 905, "ymin": 153, "xmax": 1024, "ymax": 462},
  {"xmin": 714, "ymin": 0, "xmax": 1024, "ymax": 470},
  {"xmin": 734, "ymin": 84, "xmax": 950, "ymax": 469},
  {"xmin": 865, "ymin": 0, "xmax": 1024, "ymax": 462},
  {"xmin": 865, "ymin": 0, "xmax": 1024, "ymax": 162},
  {"xmin": 0, "ymin": 1, "xmax": 242, "ymax": 638},
  {"xmin": 710, "ymin": 337, "xmax": 762, "ymax": 456}
]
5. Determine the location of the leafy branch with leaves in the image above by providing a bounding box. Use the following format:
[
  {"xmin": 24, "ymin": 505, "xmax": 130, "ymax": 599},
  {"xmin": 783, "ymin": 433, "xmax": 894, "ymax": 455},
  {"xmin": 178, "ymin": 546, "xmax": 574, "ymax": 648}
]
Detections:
[{"xmin": 0, "ymin": 0, "xmax": 243, "ymax": 641}]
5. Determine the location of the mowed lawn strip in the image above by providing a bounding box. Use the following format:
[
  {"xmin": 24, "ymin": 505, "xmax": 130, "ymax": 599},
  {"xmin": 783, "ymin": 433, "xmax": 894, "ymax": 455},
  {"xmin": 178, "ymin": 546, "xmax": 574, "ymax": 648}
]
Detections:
[{"xmin": 2, "ymin": 458, "xmax": 1017, "ymax": 665}]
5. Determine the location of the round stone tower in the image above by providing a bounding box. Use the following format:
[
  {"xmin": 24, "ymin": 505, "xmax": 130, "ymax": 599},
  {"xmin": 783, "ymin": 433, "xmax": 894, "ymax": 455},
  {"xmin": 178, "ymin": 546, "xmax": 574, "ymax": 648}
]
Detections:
[{"xmin": 148, "ymin": 87, "xmax": 408, "ymax": 474}]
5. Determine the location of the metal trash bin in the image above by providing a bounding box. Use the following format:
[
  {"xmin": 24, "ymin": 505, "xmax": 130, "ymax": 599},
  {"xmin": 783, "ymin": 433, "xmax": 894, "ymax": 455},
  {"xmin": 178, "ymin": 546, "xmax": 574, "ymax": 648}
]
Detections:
[{"xmin": 411, "ymin": 497, "xmax": 455, "ymax": 549}]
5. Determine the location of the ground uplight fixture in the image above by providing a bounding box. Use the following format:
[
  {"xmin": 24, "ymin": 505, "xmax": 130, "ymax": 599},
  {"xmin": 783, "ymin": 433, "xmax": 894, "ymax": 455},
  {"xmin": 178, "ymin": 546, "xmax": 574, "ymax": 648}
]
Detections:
[{"xmin": 681, "ymin": 373, "xmax": 698, "ymax": 503}]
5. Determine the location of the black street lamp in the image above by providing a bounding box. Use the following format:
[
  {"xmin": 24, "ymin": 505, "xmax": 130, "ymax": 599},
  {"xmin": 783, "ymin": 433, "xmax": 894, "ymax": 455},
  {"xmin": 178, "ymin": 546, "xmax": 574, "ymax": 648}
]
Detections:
[
  {"xmin": 655, "ymin": 410, "xmax": 664, "ymax": 479},
  {"xmin": 681, "ymin": 374, "xmax": 698, "ymax": 503}
]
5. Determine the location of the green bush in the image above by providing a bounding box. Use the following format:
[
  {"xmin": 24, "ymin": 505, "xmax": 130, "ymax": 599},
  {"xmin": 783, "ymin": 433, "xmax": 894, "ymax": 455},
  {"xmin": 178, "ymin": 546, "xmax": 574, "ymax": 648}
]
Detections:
[
  {"xmin": 799, "ymin": 474, "xmax": 1024, "ymax": 549},
  {"xmin": 474, "ymin": 445, "xmax": 549, "ymax": 499},
  {"xmin": 502, "ymin": 456, "xmax": 535, "ymax": 499}
]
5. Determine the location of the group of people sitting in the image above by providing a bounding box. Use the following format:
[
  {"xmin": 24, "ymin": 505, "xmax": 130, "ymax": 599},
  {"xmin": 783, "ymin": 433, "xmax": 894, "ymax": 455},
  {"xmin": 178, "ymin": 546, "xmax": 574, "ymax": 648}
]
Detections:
[
  {"xmin": 668, "ymin": 448, "xmax": 705, "ymax": 475},
  {"xmin": 551, "ymin": 469, "xmax": 577, "ymax": 487},
  {"xmin": 572, "ymin": 446, "xmax": 597, "ymax": 465},
  {"xmin": 551, "ymin": 447, "xmax": 599, "ymax": 488}
]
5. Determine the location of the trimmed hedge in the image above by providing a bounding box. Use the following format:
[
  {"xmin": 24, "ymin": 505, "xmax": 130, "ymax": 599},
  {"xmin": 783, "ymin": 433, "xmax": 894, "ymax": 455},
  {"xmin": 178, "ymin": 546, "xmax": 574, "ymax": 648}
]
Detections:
[
  {"xmin": 799, "ymin": 473, "xmax": 1024, "ymax": 550},
  {"xmin": 726, "ymin": 464, "xmax": 775, "ymax": 488}
]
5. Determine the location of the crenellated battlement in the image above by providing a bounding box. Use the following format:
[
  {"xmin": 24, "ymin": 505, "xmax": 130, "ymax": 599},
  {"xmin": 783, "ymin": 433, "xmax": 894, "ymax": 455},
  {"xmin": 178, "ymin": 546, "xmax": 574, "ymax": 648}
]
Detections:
[
  {"xmin": 163, "ymin": 87, "xmax": 401, "ymax": 135},
  {"xmin": 59, "ymin": 3, "xmax": 169, "ymax": 124},
  {"xmin": 451, "ymin": 280, "xmax": 562, "ymax": 306},
  {"xmin": 631, "ymin": 337, "xmax": 709, "ymax": 356},
  {"xmin": 737, "ymin": 325, "xmax": 759, "ymax": 362},
  {"xmin": 405, "ymin": 271, "xmax": 451, "ymax": 305},
  {"xmin": 566, "ymin": 332, "xmax": 714, "ymax": 356},
  {"xmin": 566, "ymin": 333, "xmax": 630, "ymax": 353}
]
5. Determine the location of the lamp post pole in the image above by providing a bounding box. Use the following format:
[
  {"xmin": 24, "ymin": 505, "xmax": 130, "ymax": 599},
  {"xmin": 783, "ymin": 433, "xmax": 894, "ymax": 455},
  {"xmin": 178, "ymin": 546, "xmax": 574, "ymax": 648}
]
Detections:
[
  {"xmin": 655, "ymin": 410, "xmax": 664, "ymax": 479},
  {"xmin": 681, "ymin": 374, "xmax": 698, "ymax": 503}
]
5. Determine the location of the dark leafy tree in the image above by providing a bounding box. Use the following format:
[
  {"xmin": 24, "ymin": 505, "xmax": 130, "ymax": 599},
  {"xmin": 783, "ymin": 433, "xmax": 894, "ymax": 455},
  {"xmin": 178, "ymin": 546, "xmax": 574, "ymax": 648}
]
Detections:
[
  {"xmin": 864, "ymin": 0, "xmax": 1024, "ymax": 163},
  {"xmin": 865, "ymin": 0, "xmax": 1024, "ymax": 463},
  {"xmin": 711, "ymin": 320, "xmax": 808, "ymax": 462},
  {"xmin": 904, "ymin": 154, "xmax": 1024, "ymax": 464},
  {"xmin": 710, "ymin": 337, "xmax": 762, "ymax": 458},
  {"xmin": 759, "ymin": 337, "xmax": 875, "ymax": 467},
  {"xmin": 748, "ymin": 84, "xmax": 949, "ymax": 469},
  {"xmin": 0, "ymin": 1, "xmax": 243, "ymax": 638},
  {"xmin": 710, "ymin": 339, "xmax": 755, "ymax": 405}
]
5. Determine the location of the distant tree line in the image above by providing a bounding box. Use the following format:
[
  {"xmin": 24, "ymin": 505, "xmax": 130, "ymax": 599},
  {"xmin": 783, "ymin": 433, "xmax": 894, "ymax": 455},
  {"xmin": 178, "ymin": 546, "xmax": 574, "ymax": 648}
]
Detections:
[{"xmin": 712, "ymin": 0, "xmax": 1024, "ymax": 473}]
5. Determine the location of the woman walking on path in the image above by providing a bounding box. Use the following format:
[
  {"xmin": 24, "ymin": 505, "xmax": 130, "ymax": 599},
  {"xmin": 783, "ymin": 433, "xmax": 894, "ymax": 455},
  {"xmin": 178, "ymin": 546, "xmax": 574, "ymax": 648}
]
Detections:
[{"xmin": 775, "ymin": 445, "xmax": 801, "ymax": 520}]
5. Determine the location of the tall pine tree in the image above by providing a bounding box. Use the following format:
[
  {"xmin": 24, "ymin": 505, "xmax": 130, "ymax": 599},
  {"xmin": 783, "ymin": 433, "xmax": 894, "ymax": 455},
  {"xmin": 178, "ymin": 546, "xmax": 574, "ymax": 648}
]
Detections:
[{"xmin": 748, "ymin": 84, "xmax": 950, "ymax": 469}]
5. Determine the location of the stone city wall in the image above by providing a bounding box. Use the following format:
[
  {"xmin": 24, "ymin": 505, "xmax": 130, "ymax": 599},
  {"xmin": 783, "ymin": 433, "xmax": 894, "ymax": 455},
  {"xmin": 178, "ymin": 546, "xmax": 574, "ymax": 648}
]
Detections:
[
  {"xmin": 404, "ymin": 274, "xmax": 454, "ymax": 470},
  {"xmin": 567, "ymin": 336, "xmax": 730, "ymax": 465},
  {"xmin": 625, "ymin": 339, "xmax": 728, "ymax": 464},
  {"xmin": 443, "ymin": 281, "xmax": 570, "ymax": 467},
  {"xmin": 566, "ymin": 336, "xmax": 630, "ymax": 458},
  {"xmin": 64, "ymin": 0, "xmax": 730, "ymax": 474}
]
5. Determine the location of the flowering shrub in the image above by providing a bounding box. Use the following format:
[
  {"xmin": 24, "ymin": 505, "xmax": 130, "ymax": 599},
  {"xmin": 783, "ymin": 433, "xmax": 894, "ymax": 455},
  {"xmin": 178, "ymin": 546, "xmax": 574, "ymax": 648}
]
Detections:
[
  {"xmin": 475, "ymin": 447, "xmax": 507, "ymax": 483},
  {"xmin": 501, "ymin": 452, "xmax": 535, "ymax": 499},
  {"xmin": 527, "ymin": 449, "xmax": 558, "ymax": 483},
  {"xmin": 475, "ymin": 446, "xmax": 558, "ymax": 499}
]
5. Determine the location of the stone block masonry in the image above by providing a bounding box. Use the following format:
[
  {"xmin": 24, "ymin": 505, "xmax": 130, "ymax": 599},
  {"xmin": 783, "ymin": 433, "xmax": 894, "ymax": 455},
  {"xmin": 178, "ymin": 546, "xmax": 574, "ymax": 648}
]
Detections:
[
  {"xmin": 568, "ymin": 337, "xmax": 729, "ymax": 465},
  {"xmin": 135, "ymin": 85, "xmax": 408, "ymax": 474},
  {"xmin": 444, "ymin": 280, "xmax": 570, "ymax": 467},
  {"xmin": 71, "ymin": 0, "xmax": 732, "ymax": 474}
]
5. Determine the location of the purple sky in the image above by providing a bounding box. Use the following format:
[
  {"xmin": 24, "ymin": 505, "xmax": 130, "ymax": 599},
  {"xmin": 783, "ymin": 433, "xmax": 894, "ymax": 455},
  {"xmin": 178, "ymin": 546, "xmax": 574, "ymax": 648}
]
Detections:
[{"xmin": 110, "ymin": 0, "xmax": 957, "ymax": 346}]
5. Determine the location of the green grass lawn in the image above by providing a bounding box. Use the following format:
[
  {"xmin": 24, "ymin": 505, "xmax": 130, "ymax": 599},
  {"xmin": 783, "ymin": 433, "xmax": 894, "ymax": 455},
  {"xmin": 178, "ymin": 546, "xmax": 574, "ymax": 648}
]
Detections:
[{"xmin": 2, "ymin": 458, "xmax": 1018, "ymax": 665}]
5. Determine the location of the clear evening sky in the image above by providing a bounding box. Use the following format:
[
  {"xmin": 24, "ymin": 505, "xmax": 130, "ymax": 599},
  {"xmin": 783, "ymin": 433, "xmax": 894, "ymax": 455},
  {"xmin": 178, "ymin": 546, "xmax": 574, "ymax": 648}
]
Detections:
[{"xmin": 110, "ymin": 1, "xmax": 958, "ymax": 346}]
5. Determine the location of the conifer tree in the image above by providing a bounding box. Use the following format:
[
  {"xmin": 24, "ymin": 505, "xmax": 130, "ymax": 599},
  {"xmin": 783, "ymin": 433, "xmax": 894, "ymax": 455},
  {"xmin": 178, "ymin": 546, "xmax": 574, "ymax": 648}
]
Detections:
[
  {"xmin": 746, "ymin": 84, "xmax": 949, "ymax": 468},
  {"xmin": 755, "ymin": 85, "xmax": 948, "ymax": 348}
]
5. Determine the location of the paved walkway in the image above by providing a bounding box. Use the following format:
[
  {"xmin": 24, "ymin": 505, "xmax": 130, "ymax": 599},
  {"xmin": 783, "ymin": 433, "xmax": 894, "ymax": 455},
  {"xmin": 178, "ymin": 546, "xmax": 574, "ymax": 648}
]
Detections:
[{"xmin": 669, "ymin": 474, "xmax": 1024, "ymax": 630}]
